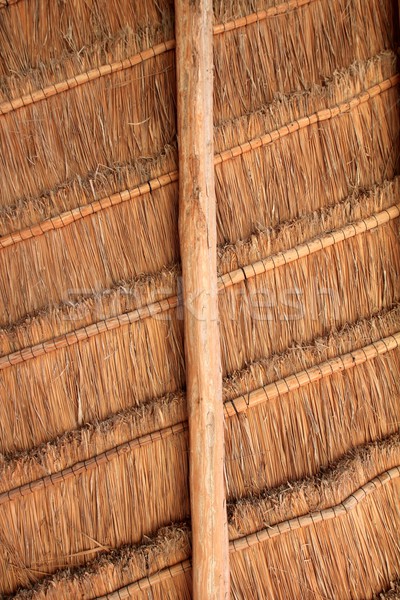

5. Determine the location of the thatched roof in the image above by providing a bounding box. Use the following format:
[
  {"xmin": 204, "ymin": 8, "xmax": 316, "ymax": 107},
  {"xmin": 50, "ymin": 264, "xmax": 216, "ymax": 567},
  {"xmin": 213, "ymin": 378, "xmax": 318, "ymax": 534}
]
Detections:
[{"xmin": 0, "ymin": 0, "xmax": 399, "ymax": 597}]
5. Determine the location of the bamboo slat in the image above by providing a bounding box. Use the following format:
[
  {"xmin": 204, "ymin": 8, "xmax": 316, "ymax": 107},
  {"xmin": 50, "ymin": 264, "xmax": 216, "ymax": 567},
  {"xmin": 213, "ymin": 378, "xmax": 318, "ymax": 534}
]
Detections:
[{"xmin": 224, "ymin": 332, "xmax": 400, "ymax": 416}]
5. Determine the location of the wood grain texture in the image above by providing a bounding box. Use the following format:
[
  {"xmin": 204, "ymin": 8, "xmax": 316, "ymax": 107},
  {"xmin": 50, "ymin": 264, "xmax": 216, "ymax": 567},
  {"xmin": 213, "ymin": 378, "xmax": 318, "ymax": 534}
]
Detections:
[{"xmin": 175, "ymin": 0, "xmax": 230, "ymax": 597}]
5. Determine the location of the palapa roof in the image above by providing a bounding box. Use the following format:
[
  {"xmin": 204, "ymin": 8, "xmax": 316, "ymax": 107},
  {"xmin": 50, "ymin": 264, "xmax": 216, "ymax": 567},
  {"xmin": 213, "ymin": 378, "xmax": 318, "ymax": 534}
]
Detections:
[{"xmin": 0, "ymin": 0, "xmax": 399, "ymax": 598}]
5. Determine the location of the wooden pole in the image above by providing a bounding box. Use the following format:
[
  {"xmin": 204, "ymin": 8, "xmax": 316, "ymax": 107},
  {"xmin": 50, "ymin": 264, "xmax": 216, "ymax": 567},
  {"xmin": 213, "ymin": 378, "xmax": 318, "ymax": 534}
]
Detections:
[{"xmin": 174, "ymin": 1, "xmax": 230, "ymax": 598}]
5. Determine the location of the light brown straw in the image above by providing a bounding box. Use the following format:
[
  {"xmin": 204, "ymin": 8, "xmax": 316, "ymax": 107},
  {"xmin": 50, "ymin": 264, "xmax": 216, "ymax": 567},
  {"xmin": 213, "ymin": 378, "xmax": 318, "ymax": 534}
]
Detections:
[
  {"xmin": 0, "ymin": 77, "xmax": 396, "ymax": 251},
  {"xmin": 230, "ymin": 466, "xmax": 400, "ymax": 550},
  {"xmin": 0, "ymin": 202, "xmax": 396, "ymax": 371},
  {"xmin": 1, "ymin": 329, "xmax": 398, "ymax": 506},
  {"xmin": 224, "ymin": 332, "xmax": 400, "ymax": 416},
  {"xmin": 214, "ymin": 75, "xmax": 400, "ymax": 165},
  {"xmin": 0, "ymin": 0, "xmax": 318, "ymax": 114},
  {"xmin": 95, "ymin": 465, "xmax": 400, "ymax": 599}
]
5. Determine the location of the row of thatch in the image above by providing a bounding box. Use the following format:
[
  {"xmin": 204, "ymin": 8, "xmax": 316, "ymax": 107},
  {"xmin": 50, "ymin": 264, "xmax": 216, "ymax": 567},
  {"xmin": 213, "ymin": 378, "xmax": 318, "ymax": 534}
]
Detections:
[
  {"xmin": 0, "ymin": 300, "xmax": 398, "ymax": 594},
  {"xmin": 6, "ymin": 432, "xmax": 399, "ymax": 598},
  {"xmin": 0, "ymin": 0, "xmax": 399, "ymax": 597}
]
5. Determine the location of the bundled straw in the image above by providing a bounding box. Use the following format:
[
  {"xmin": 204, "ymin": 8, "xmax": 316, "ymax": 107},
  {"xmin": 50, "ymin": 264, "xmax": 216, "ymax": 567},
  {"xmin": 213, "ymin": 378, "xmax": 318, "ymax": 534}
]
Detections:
[
  {"xmin": 0, "ymin": 0, "xmax": 399, "ymax": 596},
  {"xmin": 9, "ymin": 434, "xmax": 400, "ymax": 599}
]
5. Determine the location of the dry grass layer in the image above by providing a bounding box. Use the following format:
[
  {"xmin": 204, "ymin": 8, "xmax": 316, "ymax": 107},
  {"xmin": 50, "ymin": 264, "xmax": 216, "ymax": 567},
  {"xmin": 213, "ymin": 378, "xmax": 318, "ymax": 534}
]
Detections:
[
  {"xmin": 0, "ymin": 207, "xmax": 397, "ymax": 454},
  {"xmin": 0, "ymin": 18, "xmax": 393, "ymax": 244},
  {"xmin": 0, "ymin": 175, "xmax": 395, "ymax": 356},
  {"xmin": 0, "ymin": 181, "xmax": 179, "ymax": 325},
  {"xmin": 219, "ymin": 217, "xmax": 400, "ymax": 373},
  {"xmin": 0, "ymin": 51, "xmax": 176, "ymax": 207},
  {"xmin": 0, "ymin": 308, "xmax": 185, "ymax": 453},
  {"xmin": 230, "ymin": 480, "xmax": 400, "ymax": 600},
  {"xmin": 0, "ymin": 0, "xmax": 174, "ymax": 101},
  {"xmin": 8, "ymin": 435, "xmax": 400, "ymax": 598},
  {"xmin": 0, "ymin": 434, "xmax": 190, "ymax": 594},
  {"xmin": 224, "ymin": 304, "xmax": 400, "ymax": 496},
  {"xmin": 0, "ymin": 307, "xmax": 397, "ymax": 594},
  {"xmin": 1, "ymin": 0, "xmax": 394, "ymax": 115},
  {"xmin": 215, "ymin": 54, "xmax": 399, "ymax": 243},
  {"xmin": 0, "ymin": 303, "xmax": 395, "ymax": 489},
  {"xmin": 214, "ymin": 0, "xmax": 396, "ymax": 121},
  {"xmin": 228, "ymin": 433, "xmax": 400, "ymax": 537},
  {"xmin": 0, "ymin": 0, "xmax": 399, "ymax": 597},
  {"xmin": 11, "ymin": 525, "xmax": 192, "ymax": 600},
  {"xmin": 0, "ymin": 51, "xmax": 393, "ymax": 234},
  {"xmin": 0, "ymin": 52, "xmax": 396, "ymax": 327},
  {"xmin": 0, "ymin": 144, "xmax": 177, "ymax": 238},
  {"xmin": 219, "ymin": 176, "xmax": 400, "ymax": 273}
]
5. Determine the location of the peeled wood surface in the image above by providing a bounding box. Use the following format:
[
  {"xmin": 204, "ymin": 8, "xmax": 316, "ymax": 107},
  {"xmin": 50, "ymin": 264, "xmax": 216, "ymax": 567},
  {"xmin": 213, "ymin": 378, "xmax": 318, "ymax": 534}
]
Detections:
[{"xmin": 175, "ymin": 0, "xmax": 229, "ymax": 597}]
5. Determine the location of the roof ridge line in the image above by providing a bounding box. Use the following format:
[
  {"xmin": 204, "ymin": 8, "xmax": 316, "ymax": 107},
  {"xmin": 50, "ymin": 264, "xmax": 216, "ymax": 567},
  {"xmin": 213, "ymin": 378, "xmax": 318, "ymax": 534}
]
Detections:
[
  {"xmin": 0, "ymin": 202, "xmax": 397, "ymax": 369},
  {"xmin": 0, "ymin": 0, "xmax": 318, "ymax": 112},
  {"xmin": 1, "ymin": 329, "xmax": 398, "ymax": 506}
]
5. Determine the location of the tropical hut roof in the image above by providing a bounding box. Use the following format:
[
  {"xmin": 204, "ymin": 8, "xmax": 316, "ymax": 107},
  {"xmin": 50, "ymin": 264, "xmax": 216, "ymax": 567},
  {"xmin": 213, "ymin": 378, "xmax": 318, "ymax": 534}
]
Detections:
[{"xmin": 0, "ymin": 0, "xmax": 399, "ymax": 598}]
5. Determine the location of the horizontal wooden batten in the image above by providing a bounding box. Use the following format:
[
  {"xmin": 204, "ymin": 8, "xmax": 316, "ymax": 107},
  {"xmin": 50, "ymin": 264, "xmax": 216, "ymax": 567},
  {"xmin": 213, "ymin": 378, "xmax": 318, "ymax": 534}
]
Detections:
[
  {"xmin": 0, "ymin": 77, "xmax": 396, "ymax": 250},
  {"xmin": 0, "ymin": 0, "xmax": 317, "ymax": 114},
  {"xmin": 224, "ymin": 332, "xmax": 400, "ymax": 416},
  {"xmin": 0, "ymin": 422, "xmax": 188, "ymax": 506},
  {"xmin": 1, "ymin": 329, "xmax": 398, "ymax": 506},
  {"xmin": 214, "ymin": 75, "xmax": 400, "ymax": 165},
  {"xmin": 230, "ymin": 466, "xmax": 400, "ymax": 551},
  {"xmin": 93, "ymin": 465, "xmax": 400, "ymax": 599},
  {"xmin": 0, "ymin": 203, "xmax": 397, "ymax": 370},
  {"xmin": 219, "ymin": 204, "xmax": 400, "ymax": 289}
]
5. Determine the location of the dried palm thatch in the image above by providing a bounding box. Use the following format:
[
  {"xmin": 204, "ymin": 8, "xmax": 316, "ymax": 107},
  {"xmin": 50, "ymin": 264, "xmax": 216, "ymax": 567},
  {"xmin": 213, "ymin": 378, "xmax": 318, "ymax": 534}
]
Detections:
[
  {"xmin": 0, "ymin": 0, "xmax": 399, "ymax": 597},
  {"xmin": 8, "ymin": 433, "xmax": 400, "ymax": 599},
  {"xmin": 376, "ymin": 582, "xmax": 400, "ymax": 599}
]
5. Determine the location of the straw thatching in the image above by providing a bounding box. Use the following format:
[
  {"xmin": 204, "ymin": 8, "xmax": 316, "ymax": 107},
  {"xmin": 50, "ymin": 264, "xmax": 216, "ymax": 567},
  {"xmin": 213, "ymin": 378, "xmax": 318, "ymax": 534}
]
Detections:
[{"xmin": 0, "ymin": 0, "xmax": 399, "ymax": 597}]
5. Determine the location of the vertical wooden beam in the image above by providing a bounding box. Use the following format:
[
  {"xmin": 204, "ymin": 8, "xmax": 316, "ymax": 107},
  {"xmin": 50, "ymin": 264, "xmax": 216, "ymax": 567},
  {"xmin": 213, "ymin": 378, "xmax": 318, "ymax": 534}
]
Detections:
[{"xmin": 174, "ymin": 1, "xmax": 230, "ymax": 598}]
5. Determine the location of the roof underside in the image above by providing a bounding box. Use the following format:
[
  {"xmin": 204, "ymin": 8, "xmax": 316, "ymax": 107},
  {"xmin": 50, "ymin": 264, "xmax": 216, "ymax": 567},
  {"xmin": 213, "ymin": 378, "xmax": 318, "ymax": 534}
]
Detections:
[{"xmin": 0, "ymin": 0, "xmax": 399, "ymax": 598}]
